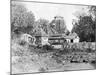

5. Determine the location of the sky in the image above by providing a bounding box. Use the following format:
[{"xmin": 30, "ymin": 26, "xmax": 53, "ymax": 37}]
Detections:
[{"xmin": 13, "ymin": 1, "xmax": 89, "ymax": 31}]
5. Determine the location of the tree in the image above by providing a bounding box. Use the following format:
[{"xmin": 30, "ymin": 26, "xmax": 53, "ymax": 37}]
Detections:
[
  {"xmin": 88, "ymin": 6, "xmax": 96, "ymax": 21},
  {"xmin": 11, "ymin": 3, "xmax": 35, "ymax": 34},
  {"xmin": 37, "ymin": 19, "xmax": 49, "ymax": 34},
  {"xmin": 65, "ymin": 29, "xmax": 70, "ymax": 35},
  {"xmin": 11, "ymin": 4, "xmax": 26, "ymax": 28},
  {"xmin": 72, "ymin": 6, "xmax": 96, "ymax": 42}
]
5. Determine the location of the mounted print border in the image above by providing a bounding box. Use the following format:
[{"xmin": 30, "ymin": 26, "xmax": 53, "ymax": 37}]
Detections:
[{"xmin": 10, "ymin": 0, "xmax": 96, "ymax": 74}]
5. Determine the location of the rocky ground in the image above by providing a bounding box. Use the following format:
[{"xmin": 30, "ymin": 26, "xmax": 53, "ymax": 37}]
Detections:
[
  {"xmin": 11, "ymin": 39, "xmax": 96, "ymax": 74},
  {"xmin": 12, "ymin": 48, "xmax": 96, "ymax": 74}
]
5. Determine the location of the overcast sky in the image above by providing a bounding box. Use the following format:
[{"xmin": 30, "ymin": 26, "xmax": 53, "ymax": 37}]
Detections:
[{"xmin": 13, "ymin": 1, "xmax": 89, "ymax": 31}]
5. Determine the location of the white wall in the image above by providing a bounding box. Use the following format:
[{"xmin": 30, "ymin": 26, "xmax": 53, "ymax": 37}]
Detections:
[
  {"xmin": 41, "ymin": 37, "xmax": 49, "ymax": 45},
  {"xmin": 73, "ymin": 38, "xmax": 79, "ymax": 43}
]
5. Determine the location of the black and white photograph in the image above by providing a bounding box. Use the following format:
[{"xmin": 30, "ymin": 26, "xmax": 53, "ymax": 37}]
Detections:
[{"xmin": 11, "ymin": 0, "xmax": 96, "ymax": 74}]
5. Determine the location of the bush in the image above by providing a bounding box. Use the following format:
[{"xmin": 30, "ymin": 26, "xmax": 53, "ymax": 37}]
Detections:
[
  {"xmin": 86, "ymin": 48, "xmax": 92, "ymax": 53},
  {"xmin": 19, "ymin": 40, "xmax": 27, "ymax": 46},
  {"xmin": 91, "ymin": 60, "xmax": 96, "ymax": 64},
  {"xmin": 38, "ymin": 67, "xmax": 46, "ymax": 72},
  {"xmin": 11, "ymin": 37, "xmax": 30, "ymax": 56},
  {"xmin": 42, "ymin": 45, "xmax": 53, "ymax": 51}
]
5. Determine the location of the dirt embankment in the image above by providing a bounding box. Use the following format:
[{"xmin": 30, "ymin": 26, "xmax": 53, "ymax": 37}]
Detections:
[{"xmin": 11, "ymin": 38, "xmax": 96, "ymax": 74}]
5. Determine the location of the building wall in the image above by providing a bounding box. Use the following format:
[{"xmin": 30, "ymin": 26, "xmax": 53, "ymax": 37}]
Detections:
[
  {"xmin": 20, "ymin": 34, "xmax": 36, "ymax": 45},
  {"xmin": 66, "ymin": 37, "xmax": 79, "ymax": 43},
  {"xmin": 41, "ymin": 37, "xmax": 49, "ymax": 45},
  {"xmin": 73, "ymin": 38, "xmax": 79, "ymax": 43},
  {"xmin": 66, "ymin": 39, "xmax": 71, "ymax": 43}
]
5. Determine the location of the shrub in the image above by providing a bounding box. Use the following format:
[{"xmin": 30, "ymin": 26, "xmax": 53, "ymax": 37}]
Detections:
[
  {"xmin": 91, "ymin": 60, "xmax": 96, "ymax": 64},
  {"xmin": 42, "ymin": 45, "xmax": 53, "ymax": 51},
  {"xmin": 38, "ymin": 67, "xmax": 46, "ymax": 72},
  {"xmin": 19, "ymin": 40, "xmax": 27, "ymax": 46},
  {"xmin": 86, "ymin": 48, "xmax": 92, "ymax": 53}
]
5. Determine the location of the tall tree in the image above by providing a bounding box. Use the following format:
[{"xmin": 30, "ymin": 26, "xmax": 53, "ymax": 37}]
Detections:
[
  {"xmin": 37, "ymin": 19, "xmax": 49, "ymax": 34},
  {"xmin": 88, "ymin": 6, "xmax": 96, "ymax": 21},
  {"xmin": 72, "ymin": 6, "xmax": 96, "ymax": 42},
  {"xmin": 11, "ymin": 3, "xmax": 35, "ymax": 34}
]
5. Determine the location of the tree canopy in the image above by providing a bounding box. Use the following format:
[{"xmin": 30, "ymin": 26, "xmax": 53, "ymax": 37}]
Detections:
[
  {"xmin": 72, "ymin": 6, "xmax": 96, "ymax": 42},
  {"xmin": 37, "ymin": 19, "xmax": 49, "ymax": 34},
  {"xmin": 11, "ymin": 3, "xmax": 35, "ymax": 34}
]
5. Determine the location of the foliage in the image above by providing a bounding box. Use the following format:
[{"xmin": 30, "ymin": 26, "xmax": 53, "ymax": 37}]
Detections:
[
  {"xmin": 65, "ymin": 29, "xmax": 70, "ymax": 35},
  {"xmin": 88, "ymin": 6, "xmax": 96, "ymax": 21},
  {"xmin": 11, "ymin": 3, "xmax": 35, "ymax": 34},
  {"xmin": 72, "ymin": 6, "xmax": 96, "ymax": 42},
  {"xmin": 38, "ymin": 67, "xmax": 46, "ymax": 72},
  {"xmin": 37, "ymin": 19, "xmax": 49, "ymax": 34}
]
